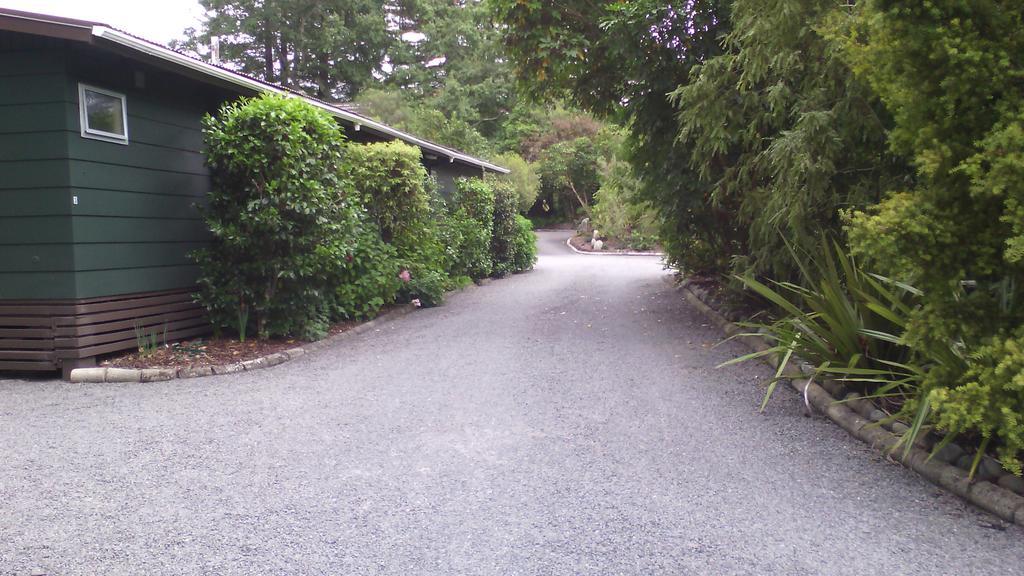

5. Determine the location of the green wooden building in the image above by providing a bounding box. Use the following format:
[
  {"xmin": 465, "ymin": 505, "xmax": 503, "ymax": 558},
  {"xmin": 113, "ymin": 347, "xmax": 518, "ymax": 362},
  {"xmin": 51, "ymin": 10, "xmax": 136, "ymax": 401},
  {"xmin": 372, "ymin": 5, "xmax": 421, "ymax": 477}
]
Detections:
[{"xmin": 0, "ymin": 8, "xmax": 506, "ymax": 377}]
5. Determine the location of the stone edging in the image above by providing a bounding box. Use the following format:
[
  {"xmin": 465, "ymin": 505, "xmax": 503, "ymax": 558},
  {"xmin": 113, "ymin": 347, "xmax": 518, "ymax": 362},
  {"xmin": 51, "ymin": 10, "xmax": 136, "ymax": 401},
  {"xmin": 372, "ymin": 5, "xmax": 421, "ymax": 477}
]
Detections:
[
  {"xmin": 69, "ymin": 301, "xmax": 424, "ymax": 383},
  {"xmin": 564, "ymin": 237, "xmax": 665, "ymax": 257},
  {"xmin": 677, "ymin": 281, "xmax": 1024, "ymax": 527}
]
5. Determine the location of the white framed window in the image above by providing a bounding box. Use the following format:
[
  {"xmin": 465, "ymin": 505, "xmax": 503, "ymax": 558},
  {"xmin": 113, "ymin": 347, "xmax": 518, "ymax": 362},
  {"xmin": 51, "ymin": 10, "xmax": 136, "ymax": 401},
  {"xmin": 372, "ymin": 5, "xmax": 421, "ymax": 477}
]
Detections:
[{"xmin": 78, "ymin": 83, "xmax": 128, "ymax": 145}]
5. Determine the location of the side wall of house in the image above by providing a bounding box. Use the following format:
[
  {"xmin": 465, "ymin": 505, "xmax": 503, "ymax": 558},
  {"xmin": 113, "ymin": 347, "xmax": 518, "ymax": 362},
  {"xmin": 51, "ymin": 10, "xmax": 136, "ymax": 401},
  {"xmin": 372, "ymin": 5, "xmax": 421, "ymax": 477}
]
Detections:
[
  {"xmin": 64, "ymin": 43, "xmax": 231, "ymax": 299},
  {"xmin": 0, "ymin": 31, "xmax": 76, "ymax": 299},
  {"xmin": 427, "ymin": 160, "xmax": 485, "ymax": 198}
]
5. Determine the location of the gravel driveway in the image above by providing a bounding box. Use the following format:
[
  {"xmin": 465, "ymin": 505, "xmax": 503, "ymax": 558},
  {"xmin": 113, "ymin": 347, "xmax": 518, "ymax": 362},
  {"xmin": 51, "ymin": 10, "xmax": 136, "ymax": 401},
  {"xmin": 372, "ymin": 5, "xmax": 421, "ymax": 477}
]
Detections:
[{"xmin": 1, "ymin": 230, "xmax": 1022, "ymax": 575}]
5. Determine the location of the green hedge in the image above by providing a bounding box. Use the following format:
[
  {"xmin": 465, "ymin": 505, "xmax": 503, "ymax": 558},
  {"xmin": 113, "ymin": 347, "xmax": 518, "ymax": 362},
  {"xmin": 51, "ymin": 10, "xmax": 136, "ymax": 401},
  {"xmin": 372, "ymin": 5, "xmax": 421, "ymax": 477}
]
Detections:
[
  {"xmin": 195, "ymin": 94, "xmax": 360, "ymax": 340},
  {"xmin": 341, "ymin": 141, "xmax": 449, "ymax": 306},
  {"xmin": 196, "ymin": 94, "xmax": 538, "ymax": 341},
  {"xmin": 491, "ymin": 179, "xmax": 536, "ymax": 275},
  {"xmin": 448, "ymin": 179, "xmax": 496, "ymax": 280}
]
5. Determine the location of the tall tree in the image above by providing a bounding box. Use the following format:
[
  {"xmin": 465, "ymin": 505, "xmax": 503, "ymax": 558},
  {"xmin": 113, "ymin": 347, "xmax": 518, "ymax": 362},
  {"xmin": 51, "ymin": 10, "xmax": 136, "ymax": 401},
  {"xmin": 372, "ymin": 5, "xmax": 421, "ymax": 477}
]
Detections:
[
  {"xmin": 176, "ymin": 0, "xmax": 393, "ymax": 101},
  {"xmin": 492, "ymin": 0, "xmax": 906, "ymax": 279},
  {"xmin": 672, "ymin": 0, "xmax": 905, "ymax": 279},
  {"xmin": 492, "ymin": 0, "xmax": 735, "ymax": 272},
  {"xmin": 388, "ymin": 0, "xmax": 517, "ymax": 139}
]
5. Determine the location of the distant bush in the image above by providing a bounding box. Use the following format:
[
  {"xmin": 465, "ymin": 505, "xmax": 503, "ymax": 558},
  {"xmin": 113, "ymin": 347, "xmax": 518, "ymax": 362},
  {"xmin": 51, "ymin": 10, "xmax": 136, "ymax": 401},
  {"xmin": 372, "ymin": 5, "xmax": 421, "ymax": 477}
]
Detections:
[
  {"xmin": 591, "ymin": 158, "xmax": 659, "ymax": 248},
  {"xmin": 491, "ymin": 152, "xmax": 540, "ymax": 213},
  {"xmin": 331, "ymin": 228, "xmax": 400, "ymax": 321},
  {"xmin": 508, "ymin": 215, "xmax": 538, "ymax": 272},
  {"xmin": 536, "ymin": 136, "xmax": 607, "ymax": 220},
  {"xmin": 342, "ymin": 142, "xmax": 449, "ymax": 306},
  {"xmin": 447, "ymin": 178, "xmax": 495, "ymax": 280},
  {"xmin": 195, "ymin": 94, "xmax": 358, "ymax": 340}
]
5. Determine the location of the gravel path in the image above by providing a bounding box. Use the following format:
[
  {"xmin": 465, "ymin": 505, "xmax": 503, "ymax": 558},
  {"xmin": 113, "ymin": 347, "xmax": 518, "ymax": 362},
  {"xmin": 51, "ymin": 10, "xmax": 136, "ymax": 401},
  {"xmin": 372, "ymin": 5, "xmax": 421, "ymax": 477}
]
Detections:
[{"xmin": 2, "ymin": 230, "xmax": 1022, "ymax": 575}]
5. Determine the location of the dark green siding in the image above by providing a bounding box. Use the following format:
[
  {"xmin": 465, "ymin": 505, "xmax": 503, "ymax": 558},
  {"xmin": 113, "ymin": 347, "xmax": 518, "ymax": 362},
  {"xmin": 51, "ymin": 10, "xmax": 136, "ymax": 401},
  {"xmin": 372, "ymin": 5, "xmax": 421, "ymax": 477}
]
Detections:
[
  {"xmin": 0, "ymin": 32, "xmax": 74, "ymax": 299},
  {"xmin": 0, "ymin": 32, "xmax": 233, "ymax": 300},
  {"xmin": 0, "ymin": 32, "xmax": 237, "ymax": 300},
  {"xmin": 429, "ymin": 161, "xmax": 485, "ymax": 197},
  {"xmin": 62, "ymin": 43, "xmax": 232, "ymax": 299}
]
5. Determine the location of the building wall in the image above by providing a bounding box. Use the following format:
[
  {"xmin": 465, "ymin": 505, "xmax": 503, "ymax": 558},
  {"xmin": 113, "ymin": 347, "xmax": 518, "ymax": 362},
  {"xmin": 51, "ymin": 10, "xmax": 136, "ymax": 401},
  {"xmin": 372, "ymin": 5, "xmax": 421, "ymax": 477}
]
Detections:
[
  {"xmin": 0, "ymin": 32, "xmax": 237, "ymax": 300},
  {"xmin": 64, "ymin": 43, "xmax": 231, "ymax": 299},
  {"xmin": 427, "ymin": 160, "xmax": 485, "ymax": 198},
  {"xmin": 0, "ymin": 31, "xmax": 76, "ymax": 299}
]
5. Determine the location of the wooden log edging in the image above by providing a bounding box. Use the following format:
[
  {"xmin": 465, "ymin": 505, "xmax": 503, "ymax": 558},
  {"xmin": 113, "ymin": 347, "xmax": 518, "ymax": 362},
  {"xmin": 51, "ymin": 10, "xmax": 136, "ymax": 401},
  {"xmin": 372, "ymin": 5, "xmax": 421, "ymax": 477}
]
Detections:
[{"xmin": 677, "ymin": 281, "xmax": 1024, "ymax": 527}]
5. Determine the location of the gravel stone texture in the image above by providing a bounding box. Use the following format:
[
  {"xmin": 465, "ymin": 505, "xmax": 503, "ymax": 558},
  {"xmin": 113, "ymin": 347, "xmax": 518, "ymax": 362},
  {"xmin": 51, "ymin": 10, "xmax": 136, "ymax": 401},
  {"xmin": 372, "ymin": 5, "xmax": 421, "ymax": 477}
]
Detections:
[{"xmin": 1, "ymin": 231, "xmax": 1023, "ymax": 575}]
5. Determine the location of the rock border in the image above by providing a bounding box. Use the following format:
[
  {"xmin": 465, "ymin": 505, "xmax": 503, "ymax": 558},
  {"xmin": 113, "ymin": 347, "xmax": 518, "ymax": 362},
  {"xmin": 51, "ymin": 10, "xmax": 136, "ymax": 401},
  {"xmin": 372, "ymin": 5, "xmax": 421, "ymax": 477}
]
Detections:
[
  {"xmin": 564, "ymin": 236, "xmax": 665, "ymax": 257},
  {"xmin": 676, "ymin": 280, "xmax": 1024, "ymax": 527},
  {"xmin": 67, "ymin": 291, "xmax": 442, "ymax": 384}
]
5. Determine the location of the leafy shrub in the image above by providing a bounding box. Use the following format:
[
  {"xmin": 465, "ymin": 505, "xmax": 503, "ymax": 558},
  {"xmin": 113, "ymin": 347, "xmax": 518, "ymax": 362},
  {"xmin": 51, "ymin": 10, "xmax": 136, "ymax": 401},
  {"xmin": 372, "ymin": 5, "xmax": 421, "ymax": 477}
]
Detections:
[
  {"xmin": 331, "ymin": 227, "xmax": 400, "ymax": 320},
  {"xmin": 508, "ymin": 215, "xmax": 538, "ymax": 272},
  {"xmin": 842, "ymin": 1, "xmax": 1024, "ymax": 383},
  {"xmin": 490, "ymin": 179, "xmax": 521, "ymax": 276},
  {"xmin": 436, "ymin": 196, "xmax": 465, "ymax": 274},
  {"xmin": 491, "ymin": 152, "xmax": 540, "ymax": 213},
  {"xmin": 342, "ymin": 141, "xmax": 431, "ymax": 248},
  {"xmin": 445, "ymin": 212, "xmax": 493, "ymax": 280},
  {"xmin": 489, "ymin": 175, "xmax": 537, "ymax": 275},
  {"xmin": 929, "ymin": 329, "xmax": 1024, "ymax": 476},
  {"xmin": 342, "ymin": 142, "xmax": 450, "ymax": 306},
  {"xmin": 626, "ymin": 233, "xmax": 658, "ymax": 251},
  {"xmin": 399, "ymin": 263, "xmax": 449, "ymax": 307},
  {"xmin": 447, "ymin": 178, "xmax": 495, "ymax": 280},
  {"xmin": 194, "ymin": 93, "xmax": 358, "ymax": 340},
  {"xmin": 835, "ymin": 4, "xmax": 1024, "ymax": 474},
  {"xmin": 591, "ymin": 157, "xmax": 659, "ymax": 245}
]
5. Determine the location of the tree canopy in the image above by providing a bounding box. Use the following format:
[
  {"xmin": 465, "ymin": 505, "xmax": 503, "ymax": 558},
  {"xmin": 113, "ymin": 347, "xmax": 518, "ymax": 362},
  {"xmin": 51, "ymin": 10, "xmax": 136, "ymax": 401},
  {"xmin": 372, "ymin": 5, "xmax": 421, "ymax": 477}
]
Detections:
[{"xmin": 176, "ymin": 0, "xmax": 392, "ymax": 100}]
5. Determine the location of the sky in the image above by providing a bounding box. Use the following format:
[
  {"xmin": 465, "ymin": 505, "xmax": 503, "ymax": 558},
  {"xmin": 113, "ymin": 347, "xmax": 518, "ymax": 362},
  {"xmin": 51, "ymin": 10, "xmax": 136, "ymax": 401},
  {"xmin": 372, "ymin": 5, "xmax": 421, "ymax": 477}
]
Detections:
[{"xmin": 1, "ymin": 0, "xmax": 205, "ymax": 44}]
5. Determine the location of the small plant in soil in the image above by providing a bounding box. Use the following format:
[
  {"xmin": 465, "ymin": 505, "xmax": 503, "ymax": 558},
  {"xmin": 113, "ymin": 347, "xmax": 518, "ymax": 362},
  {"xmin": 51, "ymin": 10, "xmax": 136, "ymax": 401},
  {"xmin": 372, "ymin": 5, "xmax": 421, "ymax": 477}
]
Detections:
[{"xmin": 134, "ymin": 322, "xmax": 167, "ymax": 357}]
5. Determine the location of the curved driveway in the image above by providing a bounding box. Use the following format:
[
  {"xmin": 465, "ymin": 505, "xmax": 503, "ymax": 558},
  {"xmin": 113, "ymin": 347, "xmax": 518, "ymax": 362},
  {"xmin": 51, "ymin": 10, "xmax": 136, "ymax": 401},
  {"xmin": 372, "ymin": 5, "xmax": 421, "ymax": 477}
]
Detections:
[{"xmin": 2, "ymin": 231, "xmax": 1022, "ymax": 575}]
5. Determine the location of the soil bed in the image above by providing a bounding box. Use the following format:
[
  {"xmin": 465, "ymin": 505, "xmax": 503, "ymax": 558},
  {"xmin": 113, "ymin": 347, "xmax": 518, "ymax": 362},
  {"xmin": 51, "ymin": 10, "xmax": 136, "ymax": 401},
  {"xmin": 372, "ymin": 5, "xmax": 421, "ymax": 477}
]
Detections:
[{"xmin": 98, "ymin": 314, "xmax": 374, "ymax": 371}]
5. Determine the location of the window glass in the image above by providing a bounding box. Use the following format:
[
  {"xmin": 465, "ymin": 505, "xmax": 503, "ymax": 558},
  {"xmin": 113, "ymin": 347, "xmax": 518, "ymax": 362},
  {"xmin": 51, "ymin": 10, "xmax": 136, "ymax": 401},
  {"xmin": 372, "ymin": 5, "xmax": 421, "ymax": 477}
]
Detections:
[{"xmin": 84, "ymin": 88, "xmax": 125, "ymax": 136}]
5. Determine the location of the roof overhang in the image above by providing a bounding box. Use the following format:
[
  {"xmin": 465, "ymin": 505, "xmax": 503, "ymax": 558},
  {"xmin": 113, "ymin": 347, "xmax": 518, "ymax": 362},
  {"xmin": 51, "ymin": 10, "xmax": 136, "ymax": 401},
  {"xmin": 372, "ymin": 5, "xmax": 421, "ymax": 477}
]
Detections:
[{"xmin": 0, "ymin": 8, "xmax": 94, "ymax": 42}]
